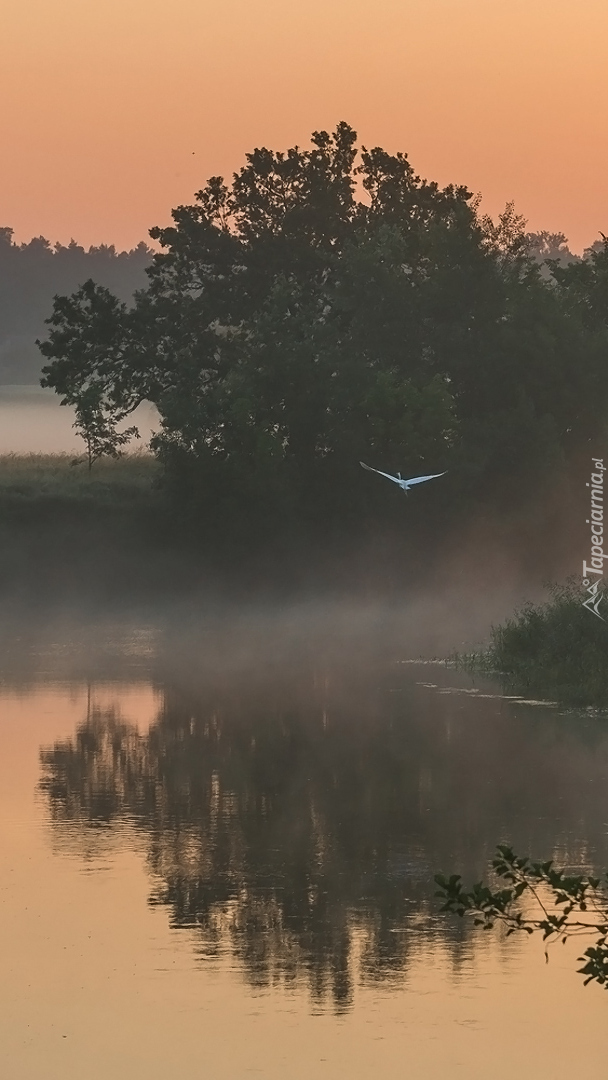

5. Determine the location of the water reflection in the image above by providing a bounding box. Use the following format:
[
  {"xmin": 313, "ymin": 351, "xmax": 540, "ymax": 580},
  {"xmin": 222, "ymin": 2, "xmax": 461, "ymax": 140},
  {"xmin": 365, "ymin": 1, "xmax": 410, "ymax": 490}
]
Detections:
[{"xmin": 38, "ymin": 660, "xmax": 608, "ymax": 1010}]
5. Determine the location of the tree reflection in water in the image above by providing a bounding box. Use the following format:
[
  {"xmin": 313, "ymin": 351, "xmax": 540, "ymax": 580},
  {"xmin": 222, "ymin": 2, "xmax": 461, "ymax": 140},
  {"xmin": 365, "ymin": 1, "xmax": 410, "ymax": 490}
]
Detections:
[{"xmin": 39, "ymin": 665, "xmax": 608, "ymax": 1010}]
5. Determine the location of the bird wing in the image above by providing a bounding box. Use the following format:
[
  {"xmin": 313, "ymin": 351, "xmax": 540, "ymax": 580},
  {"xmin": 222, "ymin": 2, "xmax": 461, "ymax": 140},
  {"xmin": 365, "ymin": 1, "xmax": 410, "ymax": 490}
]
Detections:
[
  {"xmin": 359, "ymin": 461, "xmax": 402, "ymax": 485},
  {"xmin": 404, "ymin": 472, "xmax": 446, "ymax": 486}
]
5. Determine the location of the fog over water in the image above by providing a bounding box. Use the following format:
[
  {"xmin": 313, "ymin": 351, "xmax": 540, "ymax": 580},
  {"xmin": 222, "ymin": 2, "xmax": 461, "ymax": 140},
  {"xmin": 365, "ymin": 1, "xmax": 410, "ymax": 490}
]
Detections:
[
  {"xmin": 2, "ymin": 605, "xmax": 608, "ymax": 1078},
  {"xmin": 1, "ymin": 381, "xmax": 604, "ymax": 1076},
  {"xmin": 0, "ymin": 386, "xmax": 158, "ymax": 453}
]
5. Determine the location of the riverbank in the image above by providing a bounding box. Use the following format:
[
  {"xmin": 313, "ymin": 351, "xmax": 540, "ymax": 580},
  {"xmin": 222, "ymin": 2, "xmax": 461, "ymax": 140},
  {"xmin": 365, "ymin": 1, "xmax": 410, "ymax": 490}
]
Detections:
[
  {"xmin": 0, "ymin": 454, "xmax": 577, "ymax": 628},
  {"xmin": 0, "ymin": 453, "xmax": 446, "ymax": 603},
  {"xmin": 0, "ymin": 451, "xmax": 159, "ymax": 501},
  {"xmin": 461, "ymin": 582, "xmax": 608, "ymax": 707},
  {"xmin": 0, "ymin": 453, "xmax": 176, "ymax": 601},
  {"xmin": 0, "ymin": 453, "xmax": 409, "ymax": 603}
]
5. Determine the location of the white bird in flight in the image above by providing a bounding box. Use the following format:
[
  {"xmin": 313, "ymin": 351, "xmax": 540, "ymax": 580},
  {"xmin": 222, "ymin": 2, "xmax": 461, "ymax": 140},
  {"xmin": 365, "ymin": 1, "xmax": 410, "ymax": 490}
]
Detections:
[{"xmin": 360, "ymin": 461, "xmax": 446, "ymax": 493}]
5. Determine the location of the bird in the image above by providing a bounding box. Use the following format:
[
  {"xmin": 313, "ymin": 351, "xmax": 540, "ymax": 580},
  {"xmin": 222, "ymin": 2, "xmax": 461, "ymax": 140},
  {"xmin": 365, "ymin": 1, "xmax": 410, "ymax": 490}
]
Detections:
[{"xmin": 360, "ymin": 461, "xmax": 446, "ymax": 493}]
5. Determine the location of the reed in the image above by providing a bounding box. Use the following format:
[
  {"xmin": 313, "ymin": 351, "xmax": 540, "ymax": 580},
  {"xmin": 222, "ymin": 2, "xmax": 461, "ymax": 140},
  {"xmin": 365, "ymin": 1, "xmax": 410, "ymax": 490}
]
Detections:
[{"xmin": 461, "ymin": 581, "xmax": 608, "ymax": 706}]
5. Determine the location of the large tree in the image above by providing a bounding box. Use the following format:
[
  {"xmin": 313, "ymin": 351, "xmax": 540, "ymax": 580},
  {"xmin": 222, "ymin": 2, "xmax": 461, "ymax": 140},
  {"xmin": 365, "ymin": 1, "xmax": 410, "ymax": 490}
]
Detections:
[{"xmin": 38, "ymin": 124, "xmax": 608, "ymax": 532}]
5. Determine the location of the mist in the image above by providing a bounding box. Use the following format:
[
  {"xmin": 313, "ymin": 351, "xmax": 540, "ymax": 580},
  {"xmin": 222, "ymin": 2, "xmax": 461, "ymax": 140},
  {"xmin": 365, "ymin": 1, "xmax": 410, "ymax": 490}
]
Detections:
[
  {"xmin": 3, "ymin": 123, "xmax": 608, "ymax": 1078},
  {"xmin": 0, "ymin": 386, "xmax": 159, "ymax": 454}
]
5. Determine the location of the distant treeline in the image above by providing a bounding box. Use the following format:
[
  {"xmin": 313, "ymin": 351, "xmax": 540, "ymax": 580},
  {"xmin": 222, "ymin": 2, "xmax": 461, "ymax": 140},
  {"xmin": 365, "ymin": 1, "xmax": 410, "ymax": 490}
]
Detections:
[
  {"xmin": 526, "ymin": 230, "xmax": 603, "ymax": 275},
  {"xmin": 0, "ymin": 224, "xmax": 597, "ymax": 387},
  {"xmin": 0, "ymin": 228, "xmax": 151, "ymax": 383}
]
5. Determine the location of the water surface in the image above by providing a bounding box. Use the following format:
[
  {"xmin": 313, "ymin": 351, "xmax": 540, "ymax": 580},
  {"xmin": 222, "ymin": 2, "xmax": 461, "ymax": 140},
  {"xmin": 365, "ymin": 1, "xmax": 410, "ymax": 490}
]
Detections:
[
  {"xmin": 0, "ymin": 385, "xmax": 157, "ymax": 453},
  {"xmin": 2, "ymin": 609, "xmax": 608, "ymax": 1078}
]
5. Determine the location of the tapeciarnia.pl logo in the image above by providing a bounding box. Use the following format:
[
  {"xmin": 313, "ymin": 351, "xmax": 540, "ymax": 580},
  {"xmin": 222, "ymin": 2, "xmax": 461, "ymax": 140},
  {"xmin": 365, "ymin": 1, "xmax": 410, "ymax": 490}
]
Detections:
[{"xmin": 582, "ymin": 457, "xmax": 606, "ymax": 619}]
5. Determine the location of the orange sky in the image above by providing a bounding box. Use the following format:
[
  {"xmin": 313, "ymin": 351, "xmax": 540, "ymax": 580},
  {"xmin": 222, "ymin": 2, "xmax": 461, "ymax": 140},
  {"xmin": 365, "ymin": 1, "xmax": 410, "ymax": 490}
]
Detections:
[{"xmin": 2, "ymin": 0, "xmax": 606, "ymax": 253}]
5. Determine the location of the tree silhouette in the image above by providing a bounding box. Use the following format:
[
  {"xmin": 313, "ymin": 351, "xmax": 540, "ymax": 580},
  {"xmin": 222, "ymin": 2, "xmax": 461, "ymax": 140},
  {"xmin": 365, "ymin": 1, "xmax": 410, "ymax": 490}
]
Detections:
[
  {"xmin": 37, "ymin": 124, "xmax": 608, "ymax": 537},
  {"xmin": 72, "ymin": 381, "xmax": 139, "ymax": 470}
]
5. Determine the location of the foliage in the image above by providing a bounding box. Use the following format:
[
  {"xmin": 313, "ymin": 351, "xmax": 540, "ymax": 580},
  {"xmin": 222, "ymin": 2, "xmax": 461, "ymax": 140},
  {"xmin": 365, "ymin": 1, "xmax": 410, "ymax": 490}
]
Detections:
[
  {"xmin": 71, "ymin": 381, "xmax": 140, "ymax": 470},
  {"xmin": 551, "ymin": 235, "xmax": 608, "ymax": 328},
  {"xmin": 525, "ymin": 230, "xmax": 578, "ymax": 272},
  {"xmin": 462, "ymin": 581, "xmax": 608, "ymax": 705},
  {"xmin": 436, "ymin": 845, "xmax": 608, "ymax": 990},
  {"xmin": 37, "ymin": 123, "xmax": 608, "ymax": 536}
]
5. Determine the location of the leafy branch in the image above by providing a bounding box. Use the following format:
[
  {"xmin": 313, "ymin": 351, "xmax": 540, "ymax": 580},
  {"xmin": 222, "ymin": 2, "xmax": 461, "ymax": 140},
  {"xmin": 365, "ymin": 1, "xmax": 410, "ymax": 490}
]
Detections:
[
  {"xmin": 435, "ymin": 845, "xmax": 608, "ymax": 988},
  {"xmin": 72, "ymin": 381, "xmax": 140, "ymax": 471}
]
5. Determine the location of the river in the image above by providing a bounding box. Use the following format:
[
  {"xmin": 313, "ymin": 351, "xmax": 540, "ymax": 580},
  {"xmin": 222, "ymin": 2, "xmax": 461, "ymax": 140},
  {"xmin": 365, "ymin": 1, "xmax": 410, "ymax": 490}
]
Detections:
[{"xmin": 1, "ymin": 606, "xmax": 607, "ymax": 1078}]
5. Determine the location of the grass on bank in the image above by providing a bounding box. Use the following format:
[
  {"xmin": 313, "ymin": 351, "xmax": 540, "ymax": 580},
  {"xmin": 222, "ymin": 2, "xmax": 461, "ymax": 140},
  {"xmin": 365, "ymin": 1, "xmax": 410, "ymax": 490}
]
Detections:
[
  {"xmin": 461, "ymin": 581, "xmax": 608, "ymax": 707},
  {"xmin": 0, "ymin": 452, "xmax": 160, "ymax": 504},
  {"xmin": 0, "ymin": 453, "xmax": 180, "ymax": 600}
]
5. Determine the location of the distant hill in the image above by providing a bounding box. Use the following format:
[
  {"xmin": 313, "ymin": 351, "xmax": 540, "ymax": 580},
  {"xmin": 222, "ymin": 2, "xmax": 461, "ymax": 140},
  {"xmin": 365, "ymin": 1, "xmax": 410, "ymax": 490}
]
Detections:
[{"xmin": 0, "ymin": 228, "xmax": 152, "ymax": 384}]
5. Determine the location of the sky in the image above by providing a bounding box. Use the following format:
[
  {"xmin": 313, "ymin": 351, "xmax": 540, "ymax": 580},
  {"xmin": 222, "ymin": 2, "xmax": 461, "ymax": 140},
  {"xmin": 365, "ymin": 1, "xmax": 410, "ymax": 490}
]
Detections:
[{"xmin": 2, "ymin": 0, "xmax": 606, "ymax": 253}]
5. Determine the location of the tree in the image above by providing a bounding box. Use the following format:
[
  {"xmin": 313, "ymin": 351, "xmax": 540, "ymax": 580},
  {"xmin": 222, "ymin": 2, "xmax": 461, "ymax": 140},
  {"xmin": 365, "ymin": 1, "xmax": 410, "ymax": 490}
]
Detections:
[
  {"xmin": 525, "ymin": 229, "xmax": 578, "ymax": 269},
  {"xmin": 552, "ymin": 235, "xmax": 608, "ymax": 328},
  {"xmin": 37, "ymin": 123, "xmax": 608, "ymax": 535},
  {"xmin": 72, "ymin": 381, "xmax": 139, "ymax": 471},
  {"xmin": 38, "ymin": 279, "xmax": 141, "ymax": 469},
  {"xmin": 436, "ymin": 845, "xmax": 608, "ymax": 990}
]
